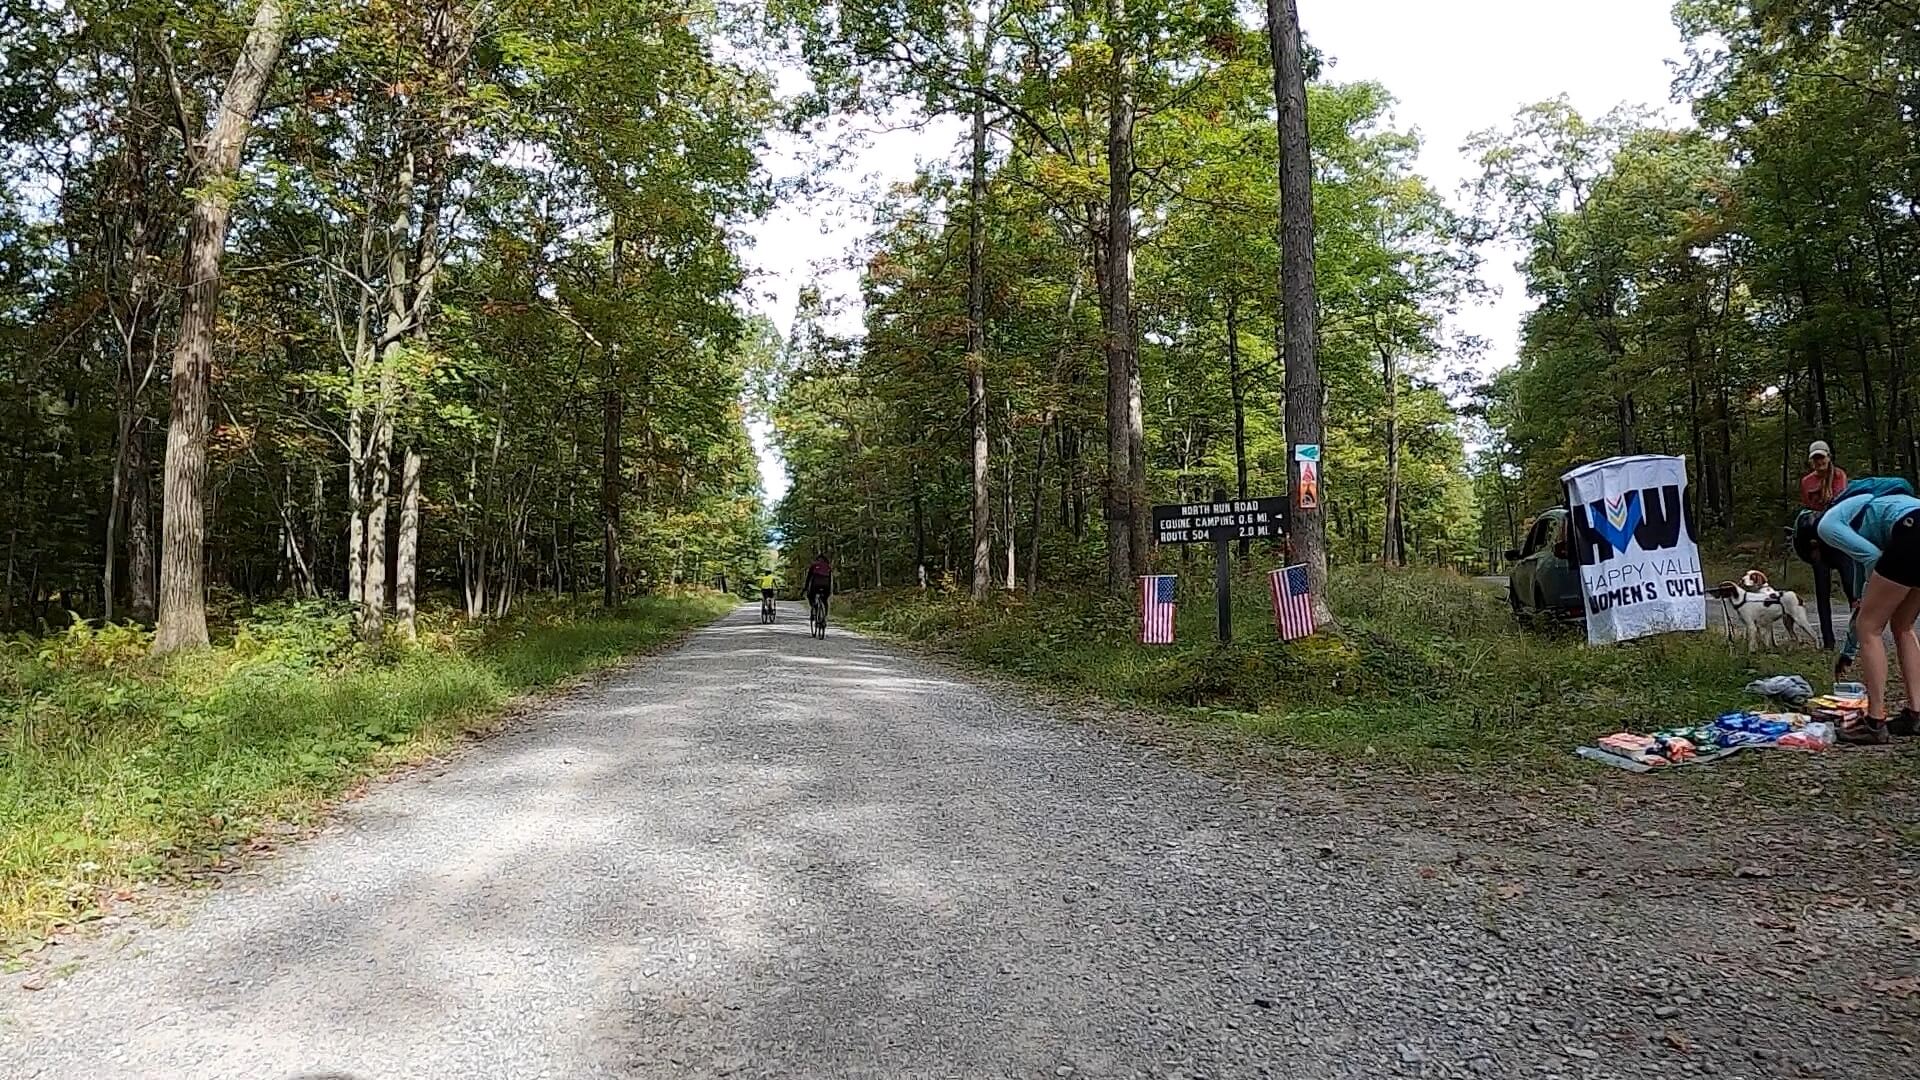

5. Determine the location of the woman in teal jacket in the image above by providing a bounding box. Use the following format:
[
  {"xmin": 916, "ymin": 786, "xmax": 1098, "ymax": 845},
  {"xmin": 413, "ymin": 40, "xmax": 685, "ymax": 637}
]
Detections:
[{"xmin": 1817, "ymin": 485, "xmax": 1920, "ymax": 742}]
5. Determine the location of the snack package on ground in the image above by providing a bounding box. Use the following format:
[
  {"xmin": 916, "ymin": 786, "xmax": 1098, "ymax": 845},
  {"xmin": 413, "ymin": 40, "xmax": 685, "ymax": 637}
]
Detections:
[
  {"xmin": 1599, "ymin": 732, "xmax": 1657, "ymax": 755},
  {"xmin": 1833, "ymin": 681, "xmax": 1866, "ymax": 699},
  {"xmin": 1776, "ymin": 722, "xmax": 1835, "ymax": 750},
  {"xmin": 1715, "ymin": 712, "xmax": 1795, "ymax": 740},
  {"xmin": 1810, "ymin": 694, "xmax": 1864, "ymax": 707},
  {"xmin": 1653, "ymin": 735, "xmax": 1696, "ymax": 762},
  {"xmin": 1808, "ymin": 696, "xmax": 1865, "ymax": 727}
]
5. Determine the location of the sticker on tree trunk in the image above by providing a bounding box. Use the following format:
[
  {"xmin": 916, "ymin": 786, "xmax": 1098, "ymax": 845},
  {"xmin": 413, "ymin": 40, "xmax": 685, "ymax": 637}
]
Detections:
[{"xmin": 1294, "ymin": 445, "xmax": 1320, "ymax": 510}]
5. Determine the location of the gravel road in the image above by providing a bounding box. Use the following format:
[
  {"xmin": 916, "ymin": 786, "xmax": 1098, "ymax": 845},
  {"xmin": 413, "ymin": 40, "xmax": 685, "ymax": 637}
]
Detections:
[{"xmin": 3, "ymin": 605, "xmax": 1914, "ymax": 1079}]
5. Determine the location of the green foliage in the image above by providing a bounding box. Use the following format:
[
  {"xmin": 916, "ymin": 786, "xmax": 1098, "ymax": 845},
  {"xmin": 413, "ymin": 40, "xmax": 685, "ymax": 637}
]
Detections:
[
  {"xmin": 0, "ymin": 592, "xmax": 731, "ymax": 942},
  {"xmin": 842, "ymin": 567, "xmax": 1832, "ymax": 765},
  {"xmin": 0, "ymin": 0, "xmax": 771, "ymax": 628},
  {"xmin": 1469, "ymin": 10, "xmax": 1920, "ymax": 558},
  {"xmin": 773, "ymin": 63, "xmax": 1478, "ymax": 586}
]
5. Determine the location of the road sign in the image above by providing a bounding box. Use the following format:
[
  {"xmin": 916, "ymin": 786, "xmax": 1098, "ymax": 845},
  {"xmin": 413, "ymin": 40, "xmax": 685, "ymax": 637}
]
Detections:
[
  {"xmin": 1151, "ymin": 495, "xmax": 1289, "ymax": 546},
  {"xmin": 1153, "ymin": 490, "xmax": 1290, "ymax": 644}
]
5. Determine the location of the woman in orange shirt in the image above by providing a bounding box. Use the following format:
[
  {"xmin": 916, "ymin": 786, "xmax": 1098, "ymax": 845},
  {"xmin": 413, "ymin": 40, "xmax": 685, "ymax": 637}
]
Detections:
[
  {"xmin": 1797, "ymin": 441, "xmax": 1851, "ymax": 648},
  {"xmin": 1801, "ymin": 441, "xmax": 1848, "ymax": 511}
]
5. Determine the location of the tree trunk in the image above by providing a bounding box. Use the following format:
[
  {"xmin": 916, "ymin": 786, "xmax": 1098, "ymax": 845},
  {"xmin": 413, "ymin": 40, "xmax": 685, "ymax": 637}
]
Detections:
[
  {"xmin": 1780, "ymin": 366, "xmax": 1795, "ymax": 511},
  {"xmin": 602, "ymin": 381, "xmax": 622, "ymax": 607},
  {"xmin": 1868, "ymin": 221, "xmax": 1911, "ymax": 473},
  {"xmin": 347, "ymin": 424, "xmax": 365, "ymax": 602},
  {"xmin": 127, "ymin": 422, "xmax": 156, "ymax": 622},
  {"xmin": 360, "ymin": 431, "xmax": 392, "ymax": 637},
  {"xmin": 967, "ymin": 25, "xmax": 992, "ymax": 603},
  {"xmin": 1228, "ymin": 292, "xmax": 1251, "ymax": 557},
  {"xmin": 1002, "ymin": 425, "xmax": 1016, "ymax": 589},
  {"xmin": 1716, "ymin": 377, "xmax": 1735, "ymax": 542},
  {"xmin": 360, "ymin": 140, "xmax": 424, "ymax": 642},
  {"xmin": 1268, "ymin": 0, "xmax": 1330, "ymax": 620},
  {"xmin": 911, "ymin": 464, "xmax": 926, "ymax": 578},
  {"xmin": 106, "ymin": 42, "xmax": 170, "ymax": 625},
  {"xmin": 1790, "ymin": 266, "xmax": 1833, "ymax": 438},
  {"xmin": 104, "ymin": 413, "xmax": 130, "ymax": 623},
  {"xmin": 1688, "ymin": 349, "xmax": 1710, "ymax": 524},
  {"xmin": 1027, "ymin": 418, "xmax": 1048, "ymax": 592},
  {"xmin": 1380, "ymin": 338, "xmax": 1403, "ymax": 567},
  {"xmin": 396, "ymin": 447, "xmax": 421, "ymax": 640},
  {"xmin": 2, "ymin": 528, "xmax": 14, "ymax": 628},
  {"xmin": 152, "ymin": 0, "xmax": 289, "ymax": 655},
  {"xmin": 1103, "ymin": 6, "xmax": 1141, "ymax": 591}
]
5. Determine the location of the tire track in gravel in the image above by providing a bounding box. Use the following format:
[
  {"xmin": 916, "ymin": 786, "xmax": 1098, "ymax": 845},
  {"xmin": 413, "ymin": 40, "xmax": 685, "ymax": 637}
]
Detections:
[{"xmin": 3, "ymin": 604, "xmax": 1913, "ymax": 1079}]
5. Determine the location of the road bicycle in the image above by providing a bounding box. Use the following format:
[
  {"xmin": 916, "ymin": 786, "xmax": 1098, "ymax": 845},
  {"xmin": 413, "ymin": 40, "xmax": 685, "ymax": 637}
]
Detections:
[
  {"xmin": 760, "ymin": 591, "xmax": 776, "ymax": 624},
  {"xmin": 809, "ymin": 592, "xmax": 828, "ymax": 639}
]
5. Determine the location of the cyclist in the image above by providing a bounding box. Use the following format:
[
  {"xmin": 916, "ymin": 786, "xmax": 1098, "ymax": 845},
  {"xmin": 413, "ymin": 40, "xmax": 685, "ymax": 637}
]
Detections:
[
  {"xmin": 758, "ymin": 568, "xmax": 777, "ymax": 622},
  {"xmin": 803, "ymin": 552, "xmax": 833, "ymax": 633}
]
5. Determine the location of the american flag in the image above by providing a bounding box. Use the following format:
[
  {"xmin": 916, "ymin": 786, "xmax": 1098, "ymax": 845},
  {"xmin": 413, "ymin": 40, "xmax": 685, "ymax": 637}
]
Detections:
[
  {"xmin": 1140, "ymin": 575, "xmax": 1177, "ymax": 644},
  {"xmin": 1270, "ymin": 565, "xmax": 1319, "ymax": 640}
]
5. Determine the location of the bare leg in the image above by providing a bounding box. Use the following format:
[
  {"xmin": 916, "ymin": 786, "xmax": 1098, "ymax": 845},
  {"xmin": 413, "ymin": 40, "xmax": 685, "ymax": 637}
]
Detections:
[
  {"xmin": 1892, "ymin": 587, "xmax": 1920, "ymax": 714},
  {"xmin": 1854, "ymin": 573, "xmax": 1906, "ymax": 720}
]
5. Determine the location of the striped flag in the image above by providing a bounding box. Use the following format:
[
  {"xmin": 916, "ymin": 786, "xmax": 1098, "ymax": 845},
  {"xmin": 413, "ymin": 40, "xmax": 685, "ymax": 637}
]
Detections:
[
  {"xmin": 1270, "ymin": 564, "xmax": 1319, "ymax": 641},
  {"xmin": 1140, "ymin": 575, "xmax": 1177, "ymax": 644}
]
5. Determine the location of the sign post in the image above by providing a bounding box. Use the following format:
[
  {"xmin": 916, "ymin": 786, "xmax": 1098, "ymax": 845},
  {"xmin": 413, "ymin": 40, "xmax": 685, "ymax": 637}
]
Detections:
[
  {"xmin": 1152, "ymin": 490, "xmax": 1289, "ymax": 644},
  {"xmin": 1214, "ymin": 524, "xmax": 1232, "ymax": 643}
]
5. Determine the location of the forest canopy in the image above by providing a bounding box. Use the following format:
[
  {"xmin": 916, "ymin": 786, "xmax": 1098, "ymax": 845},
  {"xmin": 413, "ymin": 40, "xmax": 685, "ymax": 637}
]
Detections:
[{"xmin": 3, "ymin": 0, "xmax": 1915, "ymax": 635}]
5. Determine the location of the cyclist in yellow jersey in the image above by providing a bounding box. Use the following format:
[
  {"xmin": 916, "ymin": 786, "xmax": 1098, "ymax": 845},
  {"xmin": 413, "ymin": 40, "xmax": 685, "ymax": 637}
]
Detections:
[{"xmin": 758, "ymin": 569, "xmax": 777, "ymax": 622}]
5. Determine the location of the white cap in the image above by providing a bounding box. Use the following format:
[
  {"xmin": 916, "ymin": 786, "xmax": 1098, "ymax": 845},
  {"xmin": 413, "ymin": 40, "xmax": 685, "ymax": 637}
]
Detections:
[{"xmin": 1808, "ymin": 440, "xmax": 1831, "ymax": 460}]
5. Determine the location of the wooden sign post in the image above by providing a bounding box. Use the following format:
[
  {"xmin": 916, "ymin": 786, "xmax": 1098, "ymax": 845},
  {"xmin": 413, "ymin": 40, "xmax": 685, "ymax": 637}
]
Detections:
[{"xmin": 1151, "ymin": 490, "xmax": 1289, "ymax": 643}]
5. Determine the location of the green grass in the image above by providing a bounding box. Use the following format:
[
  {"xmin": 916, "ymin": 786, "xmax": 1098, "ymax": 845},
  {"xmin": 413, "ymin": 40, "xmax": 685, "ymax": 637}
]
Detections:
[
  {"xmin": 0, "ymin": 592, "xmax": 732, "ymax": 943},
  {"xmin": 840, "ymin": 567, "xmax": 1841, "ymax": 770}
]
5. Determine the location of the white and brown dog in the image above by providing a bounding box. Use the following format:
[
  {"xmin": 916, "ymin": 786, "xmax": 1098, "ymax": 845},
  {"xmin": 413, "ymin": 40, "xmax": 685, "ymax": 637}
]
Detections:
[{"xmin": 1717, "ymin": 570, "xmax": 1820, "ymax": 651}]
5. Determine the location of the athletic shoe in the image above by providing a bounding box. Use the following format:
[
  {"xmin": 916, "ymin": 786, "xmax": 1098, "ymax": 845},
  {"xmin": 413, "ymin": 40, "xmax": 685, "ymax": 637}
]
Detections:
[{"xmin": 1840, "ymin": 718, "xmax": 1892, "ymax": 746}]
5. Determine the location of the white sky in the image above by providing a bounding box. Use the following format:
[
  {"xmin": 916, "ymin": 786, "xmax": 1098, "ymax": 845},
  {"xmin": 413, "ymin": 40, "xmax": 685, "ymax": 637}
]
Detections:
[{"xmin": 743, "ymin": 0, "xmax": 1694, "ymax": 503}]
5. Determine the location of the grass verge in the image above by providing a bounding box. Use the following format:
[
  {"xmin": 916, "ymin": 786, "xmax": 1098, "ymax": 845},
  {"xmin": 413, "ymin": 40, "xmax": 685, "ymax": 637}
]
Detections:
[
  {"xmin": 0, "ymin": 592, "xmax": 732, "ymax": 943},
  {"xmin": 839, "ymin": 567, "xmax": 1864, "ymax": 773}
]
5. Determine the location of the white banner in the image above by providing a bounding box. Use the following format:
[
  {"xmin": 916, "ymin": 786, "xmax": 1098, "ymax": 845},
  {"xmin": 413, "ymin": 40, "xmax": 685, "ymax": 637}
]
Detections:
[{"xmin": 1560, "ymin": 455, "xmax": 1706, "ymax": 645}]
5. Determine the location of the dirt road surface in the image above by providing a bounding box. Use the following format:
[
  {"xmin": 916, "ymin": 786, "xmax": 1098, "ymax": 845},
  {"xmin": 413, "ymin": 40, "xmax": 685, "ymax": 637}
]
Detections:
[{"xmin": 3, "ymin": 606, "xmax": 1914, "ymax": 1078}]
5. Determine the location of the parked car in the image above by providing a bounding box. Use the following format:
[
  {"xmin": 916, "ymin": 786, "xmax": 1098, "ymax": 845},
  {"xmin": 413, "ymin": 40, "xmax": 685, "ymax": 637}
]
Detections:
[{"xmin": 1505, "ymin": 508, "xmax": 1586, "ymax": 621}]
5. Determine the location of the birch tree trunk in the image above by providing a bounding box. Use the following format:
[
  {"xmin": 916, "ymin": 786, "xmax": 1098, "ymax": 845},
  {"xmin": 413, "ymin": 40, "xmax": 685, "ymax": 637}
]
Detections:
[
  {"xmin": 387, "ymin": 6, "xmax": 469, "ymax": 632},
  {"xmin": 1002, "ymin": 425, "xmax": 1016, "ymax": 589},
  {"xmin": 967, "ymin": 19, "xmax": 992, "ymax": 603},
  {"xmin": 152, "ymin": 0, "xmax": 290, "ymax": 655},
  {"xmin": 396, "ymin": 447, "xmax": 421, "ymax": 639},
  {"xmin": 358, "ymin": 141, "xmax": 423, "ymax": 641}
]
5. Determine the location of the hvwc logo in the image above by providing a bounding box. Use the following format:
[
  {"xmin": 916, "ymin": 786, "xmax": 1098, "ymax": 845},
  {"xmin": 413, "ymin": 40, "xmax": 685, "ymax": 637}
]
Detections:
[{"xmin": 1569, "ymin": 485, "xmax": 1697, "ymax": 566}]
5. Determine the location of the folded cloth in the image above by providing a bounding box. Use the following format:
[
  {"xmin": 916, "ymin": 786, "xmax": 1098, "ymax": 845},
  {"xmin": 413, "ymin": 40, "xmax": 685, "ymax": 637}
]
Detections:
[{"xmin": 1745, "ymin": 675, "xmax": 1814, "ymax": 703}]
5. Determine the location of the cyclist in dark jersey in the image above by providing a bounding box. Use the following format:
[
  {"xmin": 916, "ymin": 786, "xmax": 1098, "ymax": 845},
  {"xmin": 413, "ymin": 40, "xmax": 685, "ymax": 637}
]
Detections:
[{"xmin": 803, "ymin": 554, "xmax": 832, "ymax": 610}]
